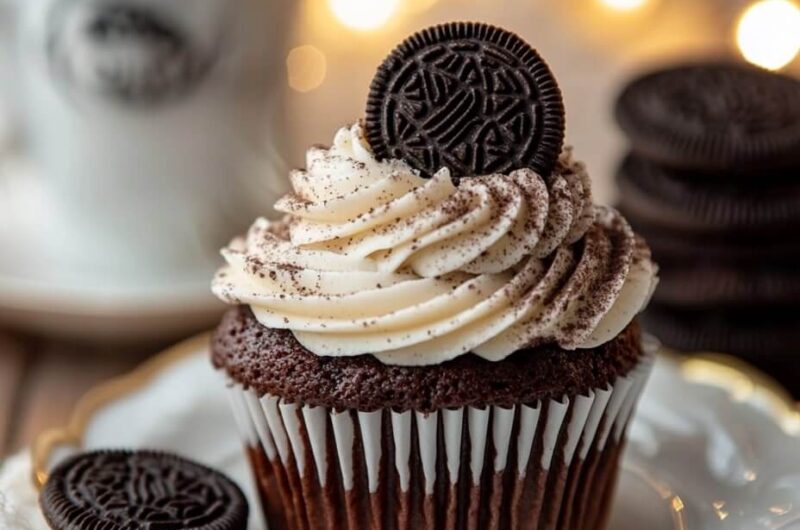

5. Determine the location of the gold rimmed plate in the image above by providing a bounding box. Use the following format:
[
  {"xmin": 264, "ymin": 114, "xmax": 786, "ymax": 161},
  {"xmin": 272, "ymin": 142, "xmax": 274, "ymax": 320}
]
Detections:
[{"xmin": 0, "ymin": 335, "xmax": 798, "ymax": 529}]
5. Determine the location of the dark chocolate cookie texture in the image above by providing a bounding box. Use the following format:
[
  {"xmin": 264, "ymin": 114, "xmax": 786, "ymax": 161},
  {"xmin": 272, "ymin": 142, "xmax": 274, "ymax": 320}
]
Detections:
[
  {"xmin": 642, "ymin": 305, "xmax": 800, "ymax": 358},
  {"xmin": 615, "ymin": 62, "xmax": 800, "ymax": 173},
  {"xmin": 40, "ymin": 450, "xmax": 248, "ymax": 530},
  {"xmin": 366, "ymin": 21, "xmax": 565, "ymax": 179},
  {"xmin": 617, "ymin": 153, "xmax": 800, "ymax": 233}
]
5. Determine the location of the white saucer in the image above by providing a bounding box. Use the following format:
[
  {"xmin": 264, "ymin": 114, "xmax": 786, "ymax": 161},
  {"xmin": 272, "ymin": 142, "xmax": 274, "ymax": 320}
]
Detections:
[
  {"xmin": 2, "ymin": 335, "xmax": 800, "ymax": 529},
  {"xmin": 0, "ymin": 156, "xmax": 224, "ymax": 341}
]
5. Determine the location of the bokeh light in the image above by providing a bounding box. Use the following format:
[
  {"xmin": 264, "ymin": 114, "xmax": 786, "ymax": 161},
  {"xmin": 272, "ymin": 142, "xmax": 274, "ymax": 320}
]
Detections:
[
  {"xmin": 736, "ymin": 0, "xmax": 800, "ymax": 70},
  {"xmin": 598, "ymin": 0, "xmax": 648, "ymax": 11},
  {"xmin": 406, "ymin": 0, "xmax": 439, "ymax": 14},
  {"xmin": 286, "ymin": 45, "xmax": 327, "ymax": 93},
  {"xmin": 328, "ymin": 0, "xmax": 400, "ymax": 30}
]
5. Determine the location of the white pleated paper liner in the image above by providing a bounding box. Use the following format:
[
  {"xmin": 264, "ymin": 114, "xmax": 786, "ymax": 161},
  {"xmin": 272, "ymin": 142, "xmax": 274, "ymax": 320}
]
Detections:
[{"xmin": 224, "ymin": 354, "xmax": 653, "ymax": 530}]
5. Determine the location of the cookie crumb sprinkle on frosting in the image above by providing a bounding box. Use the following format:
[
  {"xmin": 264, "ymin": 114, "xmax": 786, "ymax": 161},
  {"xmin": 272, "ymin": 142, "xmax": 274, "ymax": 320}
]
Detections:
[{"xmin": 213, "ymin": 123, "xmax": 658, "ymax": 365}]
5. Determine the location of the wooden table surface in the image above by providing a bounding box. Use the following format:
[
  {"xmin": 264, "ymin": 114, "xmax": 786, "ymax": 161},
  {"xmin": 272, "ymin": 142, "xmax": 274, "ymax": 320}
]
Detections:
[{"xmin": 0, "ymin": 330, "xmax": 171, "ymax": 459}]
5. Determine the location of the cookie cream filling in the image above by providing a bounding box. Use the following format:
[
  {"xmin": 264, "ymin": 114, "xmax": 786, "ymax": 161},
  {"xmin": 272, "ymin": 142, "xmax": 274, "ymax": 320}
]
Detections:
[{"xmin": 213, "ymin": 123, "xmax": 658, "ymax": 365}]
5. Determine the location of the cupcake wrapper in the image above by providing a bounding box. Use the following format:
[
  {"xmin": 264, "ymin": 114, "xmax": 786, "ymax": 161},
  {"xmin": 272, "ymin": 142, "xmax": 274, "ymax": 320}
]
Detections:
[{"xmin": 224, "ymin": 356, "xmax": 652, "ymax": 530}]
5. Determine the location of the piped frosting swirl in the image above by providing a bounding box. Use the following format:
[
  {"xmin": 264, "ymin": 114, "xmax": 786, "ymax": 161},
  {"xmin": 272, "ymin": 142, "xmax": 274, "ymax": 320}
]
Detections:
[{"xmin": 213, "ymin": 123, "xmax": 658, "ymax": 365}]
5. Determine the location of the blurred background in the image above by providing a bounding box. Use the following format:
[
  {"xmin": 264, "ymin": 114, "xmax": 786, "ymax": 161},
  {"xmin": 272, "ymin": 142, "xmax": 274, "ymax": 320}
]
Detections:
[{"xmin": 1, "ymin": 0, "xmax": 798, "ymax": 456}]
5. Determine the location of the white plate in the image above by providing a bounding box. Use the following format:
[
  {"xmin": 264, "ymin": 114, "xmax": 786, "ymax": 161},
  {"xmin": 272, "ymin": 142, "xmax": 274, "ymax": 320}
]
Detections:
[
  {"xmin": 2, "ymin": 335, "xmax": 800, "ymax": 529},
  {"xmin": 0, "ymin": 157, "xmax": 223, "ymax": 341}
]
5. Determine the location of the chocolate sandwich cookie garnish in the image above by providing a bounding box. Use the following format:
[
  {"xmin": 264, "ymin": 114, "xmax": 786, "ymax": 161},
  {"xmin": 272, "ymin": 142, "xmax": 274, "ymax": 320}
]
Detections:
[
  {"xmin": 615, "ymin": 62, "xmax": 800, "ymax": 173},
  {"xmin": 40, "ymin": 450, "xmax": 248, "ymax": 530},
  {"xmin": 366, "ymin": 21, "xmax": 565, "ymax": 179}
]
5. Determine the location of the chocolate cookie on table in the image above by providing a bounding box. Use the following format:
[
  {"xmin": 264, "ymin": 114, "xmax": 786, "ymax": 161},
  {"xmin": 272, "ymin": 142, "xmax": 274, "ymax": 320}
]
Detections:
[
  {"xmin": 616, "ymin": 156, "xmax": 800, "ymax": 308},
  {"xmin": 620, "ymin": 221, "xmax": 800, "ymax": 265},
  {"xmin": 649, "ymin": 263, "xmax": 800, "ymax": 308},
  {"xmin": 617, "ymin": 153, "xmax": 800, "ymax": 235},
  {"xmin": 642, "ymin": 305, "xmax": 800, "ymax": 359},
  {"xmin": 212, "ymin": 21, "xmax": 658, "ymax": 530},
  {"xmin": 40, "ymin": 449, "xmax": 248, "ymax": 530},
  {"xmin": 641, "ymin": 303, "xmax": 800, "ymax": 399},
  {"xmin": 615, "ymin": 62, "xmax": 800, "ymax": 174}
]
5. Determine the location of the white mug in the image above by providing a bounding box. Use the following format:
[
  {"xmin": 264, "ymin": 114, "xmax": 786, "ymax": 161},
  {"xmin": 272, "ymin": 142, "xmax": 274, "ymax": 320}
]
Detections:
[{"xmin": 13, "ymin": 0, "xmax": 293, "ymax": 285}]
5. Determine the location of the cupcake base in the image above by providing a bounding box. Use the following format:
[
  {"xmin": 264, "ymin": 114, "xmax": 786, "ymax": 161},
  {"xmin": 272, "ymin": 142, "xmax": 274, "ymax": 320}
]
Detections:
[
  {"xmin": 225, "ymin": 360, "xmax": 651, "ymax": 530},
  {"xmin": 215, "ymin": 307, "xmax": 652, "ymax": 530},
  {"xmin": 212, "ymin": 307, "xmax": 645, "ymax": 412}
]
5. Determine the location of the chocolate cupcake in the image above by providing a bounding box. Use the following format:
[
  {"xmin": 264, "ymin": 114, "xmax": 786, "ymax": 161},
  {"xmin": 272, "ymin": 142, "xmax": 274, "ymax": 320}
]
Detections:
[{"xmin": 212, "ymin": 22, "xmax": 658, "ymax": 530}]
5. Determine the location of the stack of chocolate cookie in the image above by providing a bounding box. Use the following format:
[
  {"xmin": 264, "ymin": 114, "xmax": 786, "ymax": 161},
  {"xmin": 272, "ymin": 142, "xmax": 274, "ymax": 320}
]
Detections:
[{"xmin": 614, "ymin": 62, "xmax": 800, "ymax": 396}]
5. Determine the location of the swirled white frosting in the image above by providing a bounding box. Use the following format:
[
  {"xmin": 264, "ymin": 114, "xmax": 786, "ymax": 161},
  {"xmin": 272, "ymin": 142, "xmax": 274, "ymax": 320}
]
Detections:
[{"xmin": 213, "ymin": 123, "xmax": 658, "ymax": 365}]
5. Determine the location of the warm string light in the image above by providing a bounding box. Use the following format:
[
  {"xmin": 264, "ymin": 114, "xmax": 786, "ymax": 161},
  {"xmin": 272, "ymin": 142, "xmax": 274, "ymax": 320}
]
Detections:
[
  {"xmin": 328, "ymin": 0, "xmax": 400, "ymax": 30},
  {"xmin": 304, "ymin": 0, "xmax": 800, "ymax": 95},
  {"xmin": 287, "ymin": 45, "xmax": 327, "ymax": 93},
  {"xmin": 598, "ymin": 0, "xmax": 648, "ymax": 11},
  {"xmin": 736, "ymin": 0, "xmax": 800, "ymax": 70},
  {"xmin": 293, "ymin": 0, "xmax": 438, "ymax": 93}
]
